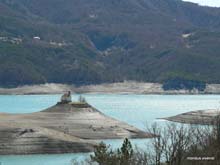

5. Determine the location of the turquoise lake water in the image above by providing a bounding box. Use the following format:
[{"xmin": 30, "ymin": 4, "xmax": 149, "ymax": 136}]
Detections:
[{"xmin": 1, "ymin": 94, "xmax": 220, "ymax": 165}]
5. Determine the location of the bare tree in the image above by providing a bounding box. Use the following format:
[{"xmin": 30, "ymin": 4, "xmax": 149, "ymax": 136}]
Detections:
[
  {"xmin": 146, "ymin": 123, "xmax": 194, "ymax": 165},
  {"xmin": 73, "ymin": 120, "xmax": 220, "ymax": 165},
  {"xmin": 146, "ymin": 123, "xmax": 165, "ymax": 165}
]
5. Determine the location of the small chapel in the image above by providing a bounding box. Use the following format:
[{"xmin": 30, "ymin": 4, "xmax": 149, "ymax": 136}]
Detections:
[{"xmin": 60, "ymin": 91, "xmax": 72, "ymax": 103}]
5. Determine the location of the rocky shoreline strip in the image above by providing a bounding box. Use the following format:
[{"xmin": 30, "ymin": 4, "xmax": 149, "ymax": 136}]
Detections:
[{"xmin": 1, "ymin": 82, "xmax": 220, "ymax": 95}]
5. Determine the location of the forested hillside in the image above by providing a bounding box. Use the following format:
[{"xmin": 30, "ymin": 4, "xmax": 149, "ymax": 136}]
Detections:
[{"xmin": 1, "ymin": 0, "xmax": 220, "ymax": 87}]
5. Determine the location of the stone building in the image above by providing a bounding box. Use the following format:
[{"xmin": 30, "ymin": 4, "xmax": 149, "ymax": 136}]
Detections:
[{"xmin": 60, "ymin": 91, "xmax": 72, "ymax": 103}]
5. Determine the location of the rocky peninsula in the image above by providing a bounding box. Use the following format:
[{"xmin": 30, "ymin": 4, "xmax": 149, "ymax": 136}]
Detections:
[
  {"xmin": 163, "ymin": 109, "xmax": 220, "ymax": 125},
  {"xmin": 0, "ymin": 96, "xmax": 150, "ymax": 155}
]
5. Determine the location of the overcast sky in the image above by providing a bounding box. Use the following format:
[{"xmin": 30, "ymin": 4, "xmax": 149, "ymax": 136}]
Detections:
[{"xmin": 183, "ymin": 0, "xmax": 220, "ymax": 7}]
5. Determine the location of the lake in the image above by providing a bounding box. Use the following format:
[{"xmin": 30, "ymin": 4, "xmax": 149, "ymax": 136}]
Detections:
[{"xmin": 1, "ymin": 94, "xmax": 220, "ymax": 165}]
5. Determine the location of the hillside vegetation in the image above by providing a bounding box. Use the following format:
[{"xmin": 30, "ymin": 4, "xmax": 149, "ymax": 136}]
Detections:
[{"xmin": 1, "ymin": 0, "xmax": 220, "ymax": 87}]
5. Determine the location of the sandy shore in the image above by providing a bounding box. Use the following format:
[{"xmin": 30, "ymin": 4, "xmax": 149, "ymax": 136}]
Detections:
[{"xmin": 1, "ymin": 82, "xmax": 220, "ymax": 95}]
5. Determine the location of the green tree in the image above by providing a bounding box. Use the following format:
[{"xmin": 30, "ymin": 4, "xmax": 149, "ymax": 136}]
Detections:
[
  {"xmin": 90, "ymin": 138, "xmax": 134, "ymax": 165},
  {"xmin": 90, "ymin": 142, "xmax": 119, "ymax": 165},
  {"xmin": 118, "ymin": 138, "xmax": 134, "ymax": 165}
]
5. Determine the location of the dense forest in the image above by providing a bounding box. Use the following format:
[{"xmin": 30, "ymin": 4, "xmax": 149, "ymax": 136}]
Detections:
[{"xmin": 1, "ymin": 0, "xmax": 220, "ymax": 88}]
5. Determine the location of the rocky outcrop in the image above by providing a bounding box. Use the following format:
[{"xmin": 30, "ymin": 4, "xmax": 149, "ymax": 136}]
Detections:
[{"xmin": 0, "ymin": 102, "xmax": 150, "ymax": 155}]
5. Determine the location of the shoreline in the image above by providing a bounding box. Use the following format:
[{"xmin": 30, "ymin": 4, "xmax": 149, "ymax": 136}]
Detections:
[{"xmin": 1, "ymin": 82, "xmax": 220, "ymax": 95}]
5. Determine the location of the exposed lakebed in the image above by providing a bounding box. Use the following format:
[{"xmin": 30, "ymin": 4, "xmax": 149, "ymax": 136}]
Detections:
[{"xmin": 1, "ymin": 94, "xmax": 220, "ymax": 165}]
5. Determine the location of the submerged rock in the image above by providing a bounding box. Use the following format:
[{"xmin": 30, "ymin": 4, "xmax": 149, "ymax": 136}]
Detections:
[{"xmin": 0, "ymin": 101, "xmax": 151, "ymax": 155}]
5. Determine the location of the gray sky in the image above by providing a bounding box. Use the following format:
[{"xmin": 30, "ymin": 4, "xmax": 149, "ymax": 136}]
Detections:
[{"xmin": 183, "ymin": 0, "xmax": 220, "ymax": 7}]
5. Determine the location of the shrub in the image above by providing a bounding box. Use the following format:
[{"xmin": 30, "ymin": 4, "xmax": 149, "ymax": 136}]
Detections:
[
  {"xmin": 162, "ymin": 78, "xmax": 206, "ymax": 91},
  {"xmin": 78, "ymin": 95, "xmax": 87, "ymax": 103}
]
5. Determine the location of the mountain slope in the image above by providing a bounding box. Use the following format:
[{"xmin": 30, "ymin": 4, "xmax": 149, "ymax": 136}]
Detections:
[{"xmin": 0, "ymin": 0, "xmax": 220, "ymax": 87}]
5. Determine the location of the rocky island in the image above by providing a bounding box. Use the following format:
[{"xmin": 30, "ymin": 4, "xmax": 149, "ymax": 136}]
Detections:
[{"xmin": 0, "ymin": 92, "xmax": 150, "ymax": 155}]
